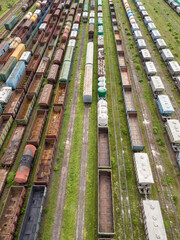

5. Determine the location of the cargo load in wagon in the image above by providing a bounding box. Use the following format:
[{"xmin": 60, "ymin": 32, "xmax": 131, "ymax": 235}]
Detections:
[
  {"xmin": 34, "ymin": 139, "xmax": 56, "ymax": 185},
  {"xmin": 1, "ymin": 126, "xmax": 25, "ymax": 166},
  {"xmin": 54, "ymin": 82, "xmax": 67, "ymax": 108}
]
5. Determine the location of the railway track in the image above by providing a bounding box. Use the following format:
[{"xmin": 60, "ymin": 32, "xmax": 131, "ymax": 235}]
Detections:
[
  {"xmin": 0, "ymin": 0, "xmax": 28, "ymax": 30},
  {"xmin": 75, "ymin": 104, "xmax": 90, "ymax": 240},
  {"xmin": 51, "ymin": 23, "xmax": 87, "ymax": 240},
  {"xmin": 130, "ymin": 2, "xmax": 180, "ymax": 118},
  {"xmin": 103, "ymin": 1, "xmax": 134, "ymax": 239},
  {"xmin": 113, "ymin": 0, "xmax": 180, "ymax": 239}
]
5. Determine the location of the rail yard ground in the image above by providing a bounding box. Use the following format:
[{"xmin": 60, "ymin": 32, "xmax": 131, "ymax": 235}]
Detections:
[{"xmin": 0, "ymin": 0, "xmax": 180, "ymax": 239}]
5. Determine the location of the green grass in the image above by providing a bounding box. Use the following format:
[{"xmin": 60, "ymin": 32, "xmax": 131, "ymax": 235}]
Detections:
[
  {"xmin": 0, "ymin": 0, "xmax": 18, "ymax": 17},
  {"xmin": 84, "ymin": 3, "xmax": 98, "ymax": 239},
  {"xmin": 103, "ymin": 0, "xmax": 146, "ymax": 239},
  {"xmin": 60, "ymin": 21, "xmax": 89, "ymax": 239}
]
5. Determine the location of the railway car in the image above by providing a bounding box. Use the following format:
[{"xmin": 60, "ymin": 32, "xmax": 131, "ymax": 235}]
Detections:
[
  {"xmin": 144, "ymin": 61, "xmax": 157, "ymax": 79},
  {"xmin": 36, "ymin": 57, "xmax": 50, "ymax": 75},
  {"xmin": 133, "ymin": 153, "xmax": 154, "ymax": 194},
  {"xmin": 53, "ymin": 48, "xmax": 64, "ymax": 65},
  {"xmin": 19, "ymin": 51, "xmax": 31, "ymax": 64},
  {"xmin": 27, "ymin": 110, "xmax": 47, "ymax": 147},
  {"xmin": 0, "ymin": 115, "xmax": 13, "ymax": 149},
  {"xmin": 17, "ymin": 71, "xmax": 34, "ymax": 92},
  {"xmin": 167, "ymin": 61, "xmax": 180, "ymax": 78},
  {"xmin": 0, "ymin": 57, "xmax": 17, "ymax": 81},
  {"xmin": 175, "ymin": 76, "xmax": 180, "ymax": 92},
  {"xmin": 34, "ymin": 139, "xmax": 56, "ymax": 185},
  {"xmin": 1, "ymin": 126, "xmax": 25, "ymax": 166},
  {"xmin": 39, "ymin": 84, "xmax": 53, "ymax": 108},
  {"xmin": 6, "ymin": 61, "xmax": 26, "ymax": 89},
  {"xmin": 83, "ymin": 64, "xmax": 93, "ymax": 103},
  {"xmin": 150, "ymin": 76, "xmax": 164, "ymax": 97},
  {"xmin": 16, "ymin": 93, "xmax": 36, "ymax": 125},
  {"xmin": 46, "ymin": 107, "xmax": 63, "ymax": 140},
  {"xmin": 147, "ymin": 22, "xmax": 156, "ymax": 33},
  {"xmin": 127, "ymin": 112, "xmax": 144, "ymax": 151},
  {"xmin": 156, "ymin": 38, "xmax": 167, "ymax": 51},
  {"xmin": 161, "ymin": 49, "xmax": 174, "ymax": 63},
  {"xmin": 59, "ymin": 61, "xmax": 71, "ymax": 82},
  {"xmin": 151, "ymin": 30, "xmax": 161, "ymax": 42},
  {"xmin": 47, "ymin": 64, "xmax": 59, "ymax": 84},
  {"xmin": 166, "ymin": 119, "xmax": 180, "ymax": 152},
  {"xmin": 0, "ymin": 186, "xmax": 26, "ymax": 239},
  {"xmin": 0, "ymin": 46, "xmax": 12, "ymax": 63},
  {"xmin": 98, "ymin": 128, "xmax": 111, "ymax": 168},
  {"xmin": 15, "ymin": 144, "xmax": 37, "ymax": 183},
  {"xmin": 98, "ymin": 170, "xmax": 115, "ymax": 237},
  {"xmin": 18, "ymin": 186, "xmax": 46, "ymax": 240},
  {"xmin": 28, "ymin": 73, "xmax": 44, "ymax": 96},
  {"xmin": 123, "ymin": 87, "xmax": 137, "ymax": 112},
  {"xmin": 157, "ymin": 95, "xmax": 174, "ymax": 121},
  {"xmin": 0, "ymin": 168, "xmax": 9, "ymax": 196},
  {"xmin": 137, "ymin": 39, "xmax": 146, "ymax": 51},
  {"xmin": 54, "ymin": 82, "xmax": 67, "ymax": 108},
  {"xmin": 27, "ymin": 55, "xmax": 41, "ymax": 73},
  {"xmin": 3, "ymin": 89, "xmax": 25, "ymax": 118},
  {"xmin": 44, "ymin": 45, "xmax": 55, "ymax": 60},
  {"xmin": 4, "ymin": 16, "xmax": 18, "ymax": 30},
  {"xmin": 0, "ymin": 86, "xmax": 12, "ymax": 108},
  {"xmin": 141, "ymin": 200, "xmax": 167, "ymax": 240}
]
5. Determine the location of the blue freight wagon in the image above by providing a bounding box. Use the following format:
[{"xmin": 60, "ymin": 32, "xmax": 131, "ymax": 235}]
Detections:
[{"xmin": 6, "ymin": 61, "xmax": 26, "ymax": 89}]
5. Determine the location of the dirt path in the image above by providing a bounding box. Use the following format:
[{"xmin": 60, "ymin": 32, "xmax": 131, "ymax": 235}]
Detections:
[
  {"xmin": 75, "ymin": 105, "xmax": 90, "ymax": 240},
  {"xmin": 51, "ymin": 23, "xmax": 87, "ymax": 240}
]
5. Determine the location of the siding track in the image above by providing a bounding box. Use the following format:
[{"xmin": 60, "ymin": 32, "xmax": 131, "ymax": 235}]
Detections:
[
  {"xmin": 51, "ymin": 23, "xmax": 87, "ymax": 240},
  {"xmin": 113, "ymin": 0, "xmax": 180, "ymax": 238}
]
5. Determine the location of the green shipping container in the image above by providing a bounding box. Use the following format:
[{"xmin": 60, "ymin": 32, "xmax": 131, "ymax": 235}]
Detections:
[
  {"xmin": 59, "ymin": 61, "xmax": 71, "ymax": 82},
  {"xmin": 64, "ymin": 46, "xmax": 74, "ymax": 63},
  {"xmin": 0, "ymin": 57, "xmax": 17, "ymax": 82},
  {"xmin": 4, "ymin": 16, "xmax": 18, "ymax": 30},
  {"xmin": 98, "ymin": 87, "xmax": 107, "ymax": 98},
  {"xmin": 98, "ymin": 26, "xmax": 104, "ymax": 35}
]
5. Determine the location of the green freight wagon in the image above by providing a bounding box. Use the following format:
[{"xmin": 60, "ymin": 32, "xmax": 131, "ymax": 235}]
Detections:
[
  {"xmin": 59, "ymin": 61, "xmax": 71, "ymax": 82},
  {"xmin": 0, "ymin": 115, "xmax": 13, "ymax": 149},
  {"xmin": 4, "ymin": 16, "xmax": 18, "ymax": 30},
  {"xmin": 64, "ymin": 46, "xmax": 74, "ymax": 63},
  {"xmin": 0, "ymin": 57, "xmax": 17, "ymax": 82}
]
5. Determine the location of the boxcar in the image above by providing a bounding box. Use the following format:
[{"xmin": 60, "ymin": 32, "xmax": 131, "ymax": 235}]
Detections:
[
  {"xmin": 1, "ymin": 126, "xmax": 25, "ymax": 166},
  {"xmin": 39, "ymin": 84, "xmax": 53, "ymax": 108},
  {"xmin": 28, "ymin": 73, "xmax": 43, "ymax": 96},
  {"xmin": 27, "ymin": 109, "xmax": 47, "ymax": 147},
  {"xmin": 3, "ymin": 89, "xmax": 25, "ymax": 118},
  {"xmin": 16, "ymin": 94, "xmax": 36, "ymax": 125},
  {"xmin": 46, "ymin": 106, "xmax": 63, "ymax": 140},
  {"xmin": 15, "ymin": 144, "xmax": 37, "ymax": 183},
  {"xmin": 54, "ymin": 82, "xmax": 67, "ymax": 108},
  {"xmin": 53, "ymin": 48, "xmax": 64, "ymax": 65},
  {"xmin": 27, "ymin": 55, "xmax": 41, "ymax": 73},
  {"xmin": 83, "ymin": 64, "xmax": 93, "ymax": 103},
  {"xmin": 0, "ymin": 186, "xmax": 26, "ymax": 239},
  {"xmin": 47, "ymin": 64, "xmax": 59, "ymax": 84},
  {"xmin": 34, "ymin": 139, "xmax": 56, "ymax": 185},
  {"xmin": 0, "ymin": 57, "xmax": 17, "ymax": 81},
  {"xmin": 59, "ymin": 61, "xmax": 71, "ymax": 82},
  {"xmin": 18, "ymin": 186, "xmax": 46, "ymax": 240},
  {"xmin": 0, "ymin": 115, "xmax": 13, "ymax": 149}
]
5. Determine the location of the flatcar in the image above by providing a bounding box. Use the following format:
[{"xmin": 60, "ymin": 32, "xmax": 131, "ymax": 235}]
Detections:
[{"xmin": 15, "ymin": 144, "xmax": 37, "ymax": 183}]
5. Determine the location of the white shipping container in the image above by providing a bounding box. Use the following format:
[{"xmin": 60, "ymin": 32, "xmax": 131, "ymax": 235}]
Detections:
[
  {"xmin": 150, "ymin": 76, "xmax": 164, "ymax": 93},
  {"xmin": 39, "ymin": 23, "xmax": 47, "ymax": 31},
  {"xmin": 141, "ymin": 49, "xmax": 151, "ymax": 61},
  {"xmin": 134, "ymin": 30, "xmax": 142, "ymax": 40},
  {"xmin": 0, "ymin": 87, "xmax": 12, "ymax": 105},
  {"xmin": 145, "ymin": 61, "xmax": 157, "ymax": 76},
  {"xmin": 86, "ymin": 42, "xmax": 94, "ymax": 65},
  {"xmin": 68, "ymin": 39, "xmax": 76, "ymax": 47},
  {"xmin": 83, "ymin": 64, "xmax": 93, "ymax": 103},
  {"xmin": 19, "ymin": 51, "xmax": 31, "ymax": 64},
  {"xmin": 161, "ymin": 49, "xmax": 174, "ymax": 62},
  {"xmin": 156, "ymin": 38, "xmax": 167, "ymax": 50}
]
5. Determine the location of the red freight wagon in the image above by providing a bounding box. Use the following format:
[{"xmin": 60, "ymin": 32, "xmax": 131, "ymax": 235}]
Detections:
[
  {"xmin": 47, "ymin": 64, "xmax": 59, "ymax": 84},
  {"xmin": 15, "ymin": 145, "xmax": 36, "ymax": 183},
  {"xmin": 0, "ymin": 48, "xmax": 14, "ymax": 64},
  {"xmin": 54, "ymin": 82, "xmax": 67, "ymax": 108},
  {"xmin": 39, "ymin": 84, "xmax": 53, "ymax": 108},
  {"xmin": 53, "ymin": 48, "xmax": 64, "ymax": 65},
  {"xmin": 33, "ymin": 30, "xmax": 44, "ymax": 42},
  {"xmin": 74, "ymin": 13, "xmax": 81, "ymax": 24},
  {"xmin": 17, "ymin": 71, "xmax": 34, "ymax": 92},
  {"xmin": 3, "ymin": 89, "xmax": 25, "ymax": 118},
  {"xmin": 27, "ymin": 109, "xmax": 47, "ymax": 147},
  {"xmin": 27, "ymin": 55, "xmax": 41, "ymax": 73},
  {"xmin": 43, "ymin": 14, "xmax": 52, "ymax": 24},
  {"xmin": 54, "ymin": 9, "xmax": 61, "ymax": 17},
  {"xmin": 46, "ymin": 106, "xmax": 63, "ymax": 140}
]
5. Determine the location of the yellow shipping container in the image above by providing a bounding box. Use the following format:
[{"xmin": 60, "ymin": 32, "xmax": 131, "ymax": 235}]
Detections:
[
  {"xmin": 11, "ymin": 44, "xmax": 25, "ymax": 61},
  {"xmin": 30, "ymin": 14, "xmax": 38, "ymax": 22}
]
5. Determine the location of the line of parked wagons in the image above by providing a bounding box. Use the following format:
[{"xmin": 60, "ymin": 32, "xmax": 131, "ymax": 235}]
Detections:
[
  {"xmin": 96, "ymin": 1, "xmax": 115, "ymax": 239},
  {"xmin": 123, "ymin": 0, "xmax": 180, "ymax": 161},
  {"xmin": 109, "ymin": 1, "xmax": 168, "ymax": 240},
  {"xmin": 164, "ymin": 0, "xmax": 180, "ymax": 14},
  {"xmin": 0, "ymin": 0, "xmax": 83, "ymax": 239}
]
